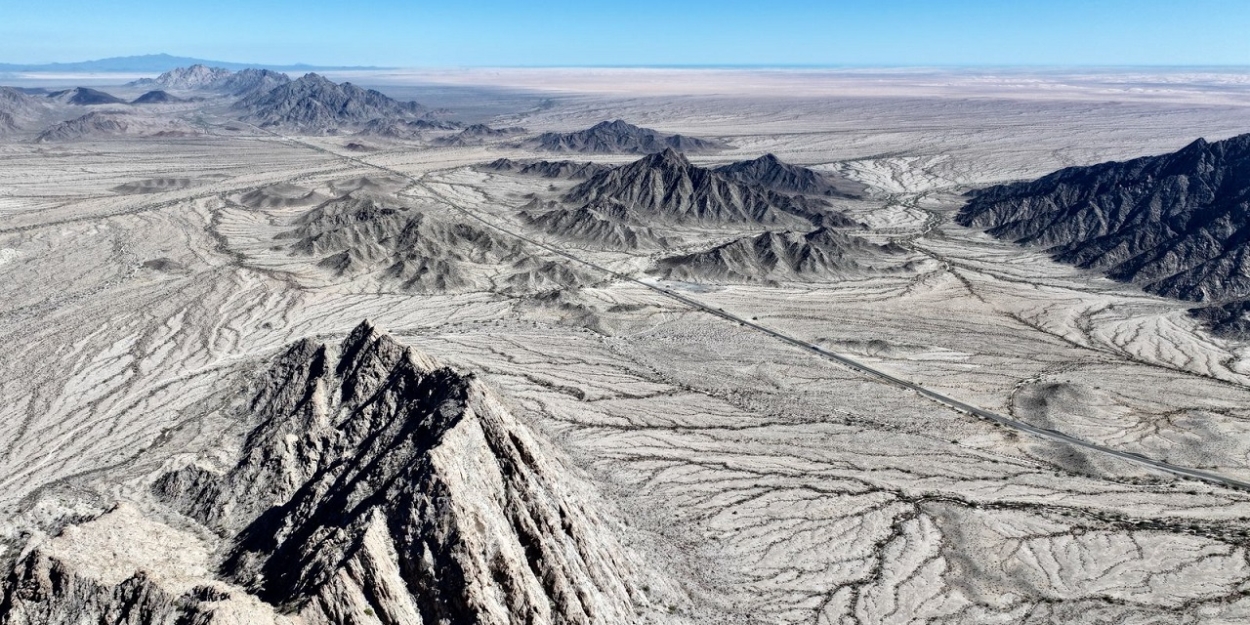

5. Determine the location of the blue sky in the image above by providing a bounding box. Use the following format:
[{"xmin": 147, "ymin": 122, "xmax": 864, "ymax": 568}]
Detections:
[{"xmin": 2, "ymin": 0, "xmax": 1248, "ymax": 67}]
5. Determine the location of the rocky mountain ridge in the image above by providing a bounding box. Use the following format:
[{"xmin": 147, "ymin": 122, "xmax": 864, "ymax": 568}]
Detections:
[
  {"xmin": 0, "ymin": 322, "xmax": 677, "ymax": 624},
  {"xmin": 530, "ymin": 120, "xmax": 725, "ymax": 154},
  {"xmin": 957, "ymin": 133, "xmax": 1250, "ymax": 332}
]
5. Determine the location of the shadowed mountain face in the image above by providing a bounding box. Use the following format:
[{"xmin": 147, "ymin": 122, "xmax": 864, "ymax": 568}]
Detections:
[
  {"xmin": 233, "ymin": 73, "xmax": 426, "ymax": 132},
  {"xmin": 34, "ymin": 112, "xmax": 129, "ymax": 142},
  {"xmin": 531, "ymin": 119, "xmax": 725, "ymax": 154},
  {"xmin": 714, "ymin": 153, "xmax": 865, "ymax": 199},
  {"xmin": 46, "ymin": 87, "xmax": 126, "ymax": 106},
  {"xmin": 131, "ymin": 90, "xmax": 183, "ymax": 105},
  {"xmin": 564, "ymin": 148, "xmax": 854, "ymax": 229},
  {"xmin": 219, "ymin": 68, "xmax": 292, "ymax": 97},
  {"xmin": 958, "ymin": 134, "xmax": 1250, "ymax": 309},
  {"xmin": 1, "ymin": 323, "xmax": 660, "ymax": 624},
  {"xmin": 483, "ymin": 158, "xmax": 615, "ymax": 180},
  {"xmin": 653, "ymin": 227, "xmax": 905, "ymax": 283}
]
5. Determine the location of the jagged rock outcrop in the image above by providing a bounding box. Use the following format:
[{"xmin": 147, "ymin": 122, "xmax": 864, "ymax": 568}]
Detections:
[
  {"xmin": 281, "ymin": 195, "xmax": 586, "ymax": 291},
  {"xmin": 233, "ymin": 73, "xmax": 427, "ymax": 133},
  {"xmin": 129, "ymin": 64, "xmax": 234, "ymax": 90},
  {"xmin": 1, "ymin": 323, "xmax": 671, "ymax": 624},
  {"xmin": 653, "ymin": 227, "xmax": 905, "ymax": 283},
  {"xmin": 483, "ymin": 158, "xmax": 614, "ymax": 180},
  {"xmin": 563, "ymin": 148, "xmax": 854, "ymax": 229},
  {"xmin": 714, "ymin": 153, "xmax": 864, "ymax": 198},
  {"xmin": 530, "ymin": 120, "xmax": 725, "ymax": 154},
  {"xmin": 957, "ymin": 134, "xmax": 1250, "ymax": 324},
  {"xmin": 45, "ymin": 87, "xmax": 126, "ymax": 106},
  {"xmin": 131, "ymin": 90, "xmax": 183, "ymax": 105}
]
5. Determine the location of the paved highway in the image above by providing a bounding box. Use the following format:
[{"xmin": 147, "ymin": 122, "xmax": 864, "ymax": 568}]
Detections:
[{"xmin": 255, "ymin": 126, "xmax": 1250, "ymax": 493}]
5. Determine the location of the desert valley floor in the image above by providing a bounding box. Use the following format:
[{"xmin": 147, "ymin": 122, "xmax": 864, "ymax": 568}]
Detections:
[{"xmin": 3, "ymin": 70, "xmax": 1250, "ymax": 624}]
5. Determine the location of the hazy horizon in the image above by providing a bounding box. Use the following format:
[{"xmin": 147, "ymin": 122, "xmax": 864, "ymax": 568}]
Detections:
[{"xmin": 3, "ymin": 0, "xmax": 1247, "ymax": 68}]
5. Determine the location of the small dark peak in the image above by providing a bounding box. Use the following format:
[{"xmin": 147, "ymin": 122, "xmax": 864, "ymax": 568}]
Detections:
[
  {"xmin": 340, "ymin": 319, "xmax": 381, "ymax": 358},
  {"xmin": 131, "ymin": 90, "xmax": 182, "ymax": 105},
  {"xmin": 48, "ymin": 87, "xmax": 127, "ymax": 106}
]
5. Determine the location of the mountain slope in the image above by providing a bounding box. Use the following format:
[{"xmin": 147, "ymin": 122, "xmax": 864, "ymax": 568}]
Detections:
[
  {"xmin": 129, "ymin": 64, "xmax": 233, "ymax": 90},
  {"xmin": 714, "ymin": 153, "xmax": 864, "ymax": 198},
  {"xmin": 531, "ymin": 120, "xmax": 725, "ymax": 154},
  {"xmin": 957, "ymin": 134, "xmax": 1250, "ymax": 305},
  {"xmin": 563, "ymin": 148, "xmax": 852, "ymax": 228},
  {"xmin": 281, "ymin": 195, "xmax": 588, "ymax": 291},
  {"xmin": 131, "ymin": 90, "xmax": 183, "ymax": 105},
  {"xmin": 2, "ymin": 322, "xmax": 672, "ymax": 624},
  {"xmin": 653, "ymin": 227, "xmax": 905, "ymax": 283},
  {"xmin": 45, "ymin": 87, "xmax": 126, "ymax": 106},
  {"xmin": 233, "ymin": 73, "xmax": 426, "ymax": 132},
  {"xmin": 483, "ymin": 158, "xmax": 614, "ymax": 180}
]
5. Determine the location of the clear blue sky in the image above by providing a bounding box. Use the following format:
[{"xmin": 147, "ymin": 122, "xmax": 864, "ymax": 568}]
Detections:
[{"xmin": 3, "ymin": 0, "xmax": 1248, "ymax": 67}]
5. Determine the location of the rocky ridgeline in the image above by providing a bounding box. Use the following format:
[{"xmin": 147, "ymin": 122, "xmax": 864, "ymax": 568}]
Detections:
[
  {"xmin": 529, "ymin": 120, "xmax": 725, "ymax": 154},
  {"xmin": 1, "ymin": 322, "xmax": 672, "ymax": 624},
  {"xmin": 957, "ymin": 133, "xmax": 1250, "ymax": 334}
]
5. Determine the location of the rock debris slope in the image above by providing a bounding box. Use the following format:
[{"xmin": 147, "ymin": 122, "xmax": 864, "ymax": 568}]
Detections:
[
  {"xmin": 1, "ymin": 322, "xmax": 672, "ymax": 624},
  {"xmin": 530, "ymin": 120, "xmax": 725, "ymax": 154},
  {"xmin": 957, "ymin": 133, "xmax": 1250, "ymax": 332}
]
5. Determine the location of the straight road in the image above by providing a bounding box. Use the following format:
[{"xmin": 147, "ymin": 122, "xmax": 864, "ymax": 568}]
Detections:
[{"xmin": 252, "ymin": 125, "xmax": 1250, "ymax": 492}]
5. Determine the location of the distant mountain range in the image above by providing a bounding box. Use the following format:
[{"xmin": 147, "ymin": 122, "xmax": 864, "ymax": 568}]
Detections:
[{"xmin": 0, "ymin": 53, "xmax": 387, "ymax": 73}]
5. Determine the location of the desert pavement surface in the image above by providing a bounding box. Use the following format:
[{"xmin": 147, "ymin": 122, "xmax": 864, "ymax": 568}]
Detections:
[{"xmin": 4, "ymin": 69, "xmax": 1250, "ymax": 623}]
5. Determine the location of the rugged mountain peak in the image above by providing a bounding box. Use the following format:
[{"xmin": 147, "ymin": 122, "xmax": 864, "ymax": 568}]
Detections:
[
  {"xmin": 957, "ymin": 133, "xmax": 1250, "ymax": 314},
  {"xmin": 714, "ymin": 153, "xmax": 862, "ymax": 198},
  {"xmin": 130, "ymin": 64, "xmax": 234, "ymax": 90},
  {"xmin": 482, "ymin": 158, "xmax": 614, "ymax": 180},
  {"xmin": 652, "ymin": 225, "xmax": 906, "ymax": 283},
  {"xmin": 233, "ymin": 73, "xmax": 426, "ymax": 132},
  {"xmin": 151, "ymin": 323, "xmax": 652, "ymax": 623},
  {"xmin": 530, "ymin": 119, "xmax": 725, "ymax": 154},
  {"xmin": 561, "ymin": 149, "xmax": 846, "ymax": 228},
  {"xmin": 218, "ymin": 68, "xmax": 291, "ymax": 97}
]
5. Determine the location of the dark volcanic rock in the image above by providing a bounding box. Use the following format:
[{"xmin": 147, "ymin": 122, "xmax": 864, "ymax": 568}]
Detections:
[
  {"xmin": 483, "ymin": 158, "xmax": 614, "ymax": 180},
  {"xmin": 46, "ymin": 87, "xmax": 127, "ymax": 106},
  {"xmin": 653, "ymin": 227, "xmax": 904, "ymax": 283},
  {"xmin": 958, "ymin": 134, "xmax": 1250, "ymax": 304},
  {"xmin": 233, "ymin": 73, "xmax": 426, "ymax": 132},
  {"xmin": 531, "ymin": 119, "xmax": 726, "ymax": 154},
  {"xmin": 522, "ymin": 199, "xmax": 672, "ymax": 249},
  {"xmin": 715, "ymin": 153, "xmax": 864, "ymax": 198},
  {"xmin": 563, "ymin": 148, "xmax": 854, "ymax": 228},
  {"xmin": 130, "ymin": 90, "xmax": 183, "ymax": 105}
]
